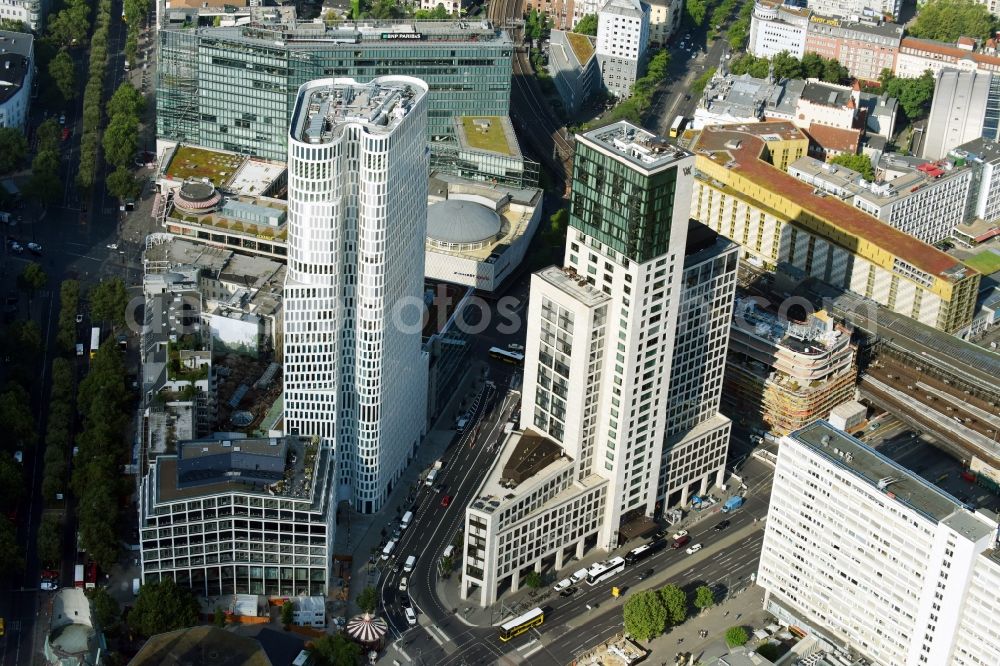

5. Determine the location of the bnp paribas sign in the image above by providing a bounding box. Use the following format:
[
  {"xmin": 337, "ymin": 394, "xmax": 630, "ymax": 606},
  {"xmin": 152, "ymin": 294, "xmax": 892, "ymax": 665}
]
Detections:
[{"xmin": 381, "ymin": 32, "xmax": 423, "ymax": 40}]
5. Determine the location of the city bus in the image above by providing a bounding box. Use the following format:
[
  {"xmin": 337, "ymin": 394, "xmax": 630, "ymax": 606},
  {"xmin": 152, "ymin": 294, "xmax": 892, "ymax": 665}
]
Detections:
[
  {"xmin": 625, "ymin": 539, "xmax": 666, "ymax": 565},
  {"xmin": 669, "ymin": 115, "xmax": 686, "ymax": 138},
  {"xmin": 489, "ymin": 347, "xmax": 524, "ymax": 365},
  {"xmin": 498, "ymin": 607, "xmax": 544, "ymax": 642},
  {"xmin": 587, "ymin": 556, "xmax": 626, "ymax": 586},
  {"xmin": 89, "ymin": 327, "xmax": 100, "ymax": 358}
]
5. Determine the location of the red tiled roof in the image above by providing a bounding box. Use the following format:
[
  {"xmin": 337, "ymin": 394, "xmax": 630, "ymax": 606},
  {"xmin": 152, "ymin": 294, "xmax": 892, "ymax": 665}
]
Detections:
[
  {"xmin": 691, "ymin": 123, "xmax": 972, "ymax": 280},
  {"xmin": 805, "ymin": 123, "xmax": 860, "ymax": 155},
  {"xmin": 900, "ymin": 37, "xmax": 1000, "ymax": 68}
]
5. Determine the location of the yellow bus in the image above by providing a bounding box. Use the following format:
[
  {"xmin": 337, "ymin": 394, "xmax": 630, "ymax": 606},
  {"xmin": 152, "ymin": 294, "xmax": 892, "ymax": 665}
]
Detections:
[{"xmin": 498, "ymin": 607, "xmax": 544, "ymax": 642}]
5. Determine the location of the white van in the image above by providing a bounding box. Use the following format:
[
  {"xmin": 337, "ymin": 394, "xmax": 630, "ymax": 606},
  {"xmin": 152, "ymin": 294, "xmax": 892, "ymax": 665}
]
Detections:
[
  {"xmin": 401, "ymin": 511, "xmax": 413, "ymax": 530},
  {"xmin": 441, "ymin": 545, "xmax": 455, "ymax": 560},
  {"xmin": 570, "ymin": 567, "xmax": 590, "ymax": 584},
  {"xmin": 425, "ymin": 468, "xmax": 439, "ymax": 487},
  {"xmin": 381, "ymin": 539, "xmax": 397, "ymax": 560},
  {"xmin": 403, "ymin": 555, "xmax": 416, "ymax": 572}
]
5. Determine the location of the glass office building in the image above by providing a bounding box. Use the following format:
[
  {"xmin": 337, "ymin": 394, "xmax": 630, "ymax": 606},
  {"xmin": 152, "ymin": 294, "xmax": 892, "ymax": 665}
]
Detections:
[{"xmin": 157, "ymin": 20, "xmax": 514, "ymax": 161}]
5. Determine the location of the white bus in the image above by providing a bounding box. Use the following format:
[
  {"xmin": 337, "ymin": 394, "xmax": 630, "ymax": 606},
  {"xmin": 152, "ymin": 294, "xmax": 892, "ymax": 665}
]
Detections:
[
  {"xmin": 90, "ymin": 327, "xmax": 101, "ymax": 358},
  {"xmin": 489, "ymin": 347, "xmax": 524, "ymax": 365},
  {"xmin": 587, "ymin": 556, "xmax": 626, "ymax": 586},
  {"xmin": 669, "ymin": 115, "xmax": 686, "ymax": 138},
  {"xmin": 498, "ymin": 607, "xmax": 544, "ymax": 641}
]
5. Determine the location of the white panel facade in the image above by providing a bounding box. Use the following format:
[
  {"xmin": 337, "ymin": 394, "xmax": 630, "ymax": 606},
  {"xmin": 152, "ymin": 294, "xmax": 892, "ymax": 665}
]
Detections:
[{"xmin": 284, "ymin": 77, "xmax": 430, "ymax": 513}]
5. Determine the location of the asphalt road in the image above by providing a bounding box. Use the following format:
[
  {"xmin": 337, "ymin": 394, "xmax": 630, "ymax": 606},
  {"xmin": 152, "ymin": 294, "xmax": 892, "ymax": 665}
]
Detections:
[
  {"xmin": 0, "ymin": 0, "xmax": 140, "ymax": 662},
  {"xmin": 649, "ymin": 28, "xmax": 730, "ymax": 138}
]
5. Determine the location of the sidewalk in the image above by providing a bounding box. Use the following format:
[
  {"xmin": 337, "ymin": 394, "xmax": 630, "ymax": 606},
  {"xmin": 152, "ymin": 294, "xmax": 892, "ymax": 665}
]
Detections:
[
  {"xmin": 333, "ymin": 361, "xmax": 489, "ymax": 620},
  {"xmin": 642, "ymin": 585, "xmax": 772, "ymax": 665},
  {"xmin": 434, "ymin": 489, "xmax": 768, "ymax": 629}
]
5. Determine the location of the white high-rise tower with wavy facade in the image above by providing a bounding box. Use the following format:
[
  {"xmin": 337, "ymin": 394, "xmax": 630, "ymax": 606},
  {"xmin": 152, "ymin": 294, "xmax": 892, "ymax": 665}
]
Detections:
[{"xmin": 284, "ymin": 77, "xmax": 430, "ymax": 513}]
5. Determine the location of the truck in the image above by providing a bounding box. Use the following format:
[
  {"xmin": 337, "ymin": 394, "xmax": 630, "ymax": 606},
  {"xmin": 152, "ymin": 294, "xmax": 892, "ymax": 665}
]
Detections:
[
  {"xmin": 721, "ymin": 496, "xmax": 745, "ymax": 513},
  {"xmin": 425, "ymin": 468, "xmax": 439, "ymax": 487},
  {"xmin": 74, "ymin": 564, "xmax": 85, "ymax": 588}
]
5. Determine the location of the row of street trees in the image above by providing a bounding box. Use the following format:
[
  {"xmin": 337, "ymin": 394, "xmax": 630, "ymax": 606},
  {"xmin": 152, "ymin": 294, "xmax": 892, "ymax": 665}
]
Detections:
[
  {"xmin": 596, "ymin": 49, "xmax": 671, "ymax": 126},
  {"xmin": 622, "ymin": 583, "xmax": 715, "ymax": 641},
  {"xmin": 123, "ymin": 0, "xmax": 150, "ymax": 68},
  {"xmin": 69, "ymin": 278, "xmax": 132, "ymax": 571},
  {"xmin": 104, "ymin": 83, "xmax": 146, "ymax": 200},
  {"xmin": 0, "ymin": 264, "xmax": 49, "ymax": 572},
  {"xmin": 77, "ymin": 0, "xmax": 114, "ymax": 190}
]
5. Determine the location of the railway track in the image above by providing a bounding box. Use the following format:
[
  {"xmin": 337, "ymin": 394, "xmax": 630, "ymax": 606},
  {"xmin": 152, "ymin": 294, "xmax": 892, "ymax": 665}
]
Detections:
[{"xmin": 488, "ymin": 0, "xmax": 574, "ymax": 190}]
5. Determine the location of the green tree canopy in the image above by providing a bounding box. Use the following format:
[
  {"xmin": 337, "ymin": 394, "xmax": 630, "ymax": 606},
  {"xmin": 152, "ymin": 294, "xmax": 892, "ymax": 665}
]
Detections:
[
  {"xmin": 130, "ymin": 579, "xmax": 201, "ymax": 636},
  {"xmin": 89, "ymin": 277, "xmax": 129, "ymax": 328},
  {"xmin": 686, "ymin": 0, "xmax": 707, "ymax": 26},
  {"xmin": 36, "ymin": 119, "xmax": 61, "ymax": 154},
  {"xmin": 0, "ymin": 516, "xmax": 23, "ymax": 573},
  {"xmin": 356, "ymin": 585, "xmax": 377, "ymax": 613},
  {"xmin": 19, "ymin": 262, "xmax": 48, "ymax": 295},
  {"xmin": 49, "ymin": 51, "xmax": 77, "ymax": 102},
  {"xmin": 693, "ymin": 585, "xmax": 715, "ymax": 611},
  {"xmin": 27, "ymin": 150, "xmax": 62, "ymax": 206},
  {"xmin": 658, "ymin": 584, "xmax": 688, "ymax": 626},
  {"xmin": 37, "ymin": 513, "xmax": 62, "ymax": 566},
  {"xmin": 89, "ymin": 587, "xmax": 121, "ymax": 634},
  {"xmin": 574, "ymin": 14, "xmax": 598, "ymax": 35},
  {"xmin": 726, "ymin": 625, "xmax": 750, "ymax": 647},
  {"xmin": 830, "ymin": 153, "xmax": 875, "ymax": 181},
  {"xmin": 524, "ymin": 570, "xmax": 543, "ymax": 588},
  {"xmin": 910, "ymin": 0, "xmax": 997, "ymax": 42},
  {"xmin": 881, "ymin": 70, "xmax": 935, "ymax": 120},
  {"xmin": 0, "ymin": 127, "xmax": 27, "ymax": 173},
  {"xmin": 310, "ymin": 633, "xmax": 362, "ymax": 666},
  {"xmin": 107, "ymin": 82, "xmax": 145, "ymax": 120},
  {"xmin": 102, "ymin": 114, "xmax": 139, "ymax": 168},
  {"xmin": 623, "ymin": 589, "xmax": 667, "ymax": 641},
  {"xmin": 771, "ymin": 51, "xmax": 803, "ymax": 80},
  {"xmin": 107, "ymin": 166, "xmax": 141, "ymax": 201},
  {"xmin": 0, "ymin": 456, "xmax": 24, "ymax": 509},
  {"xmin": 0, "ymin": 383, "xmax": 36, "ymax": 447}
]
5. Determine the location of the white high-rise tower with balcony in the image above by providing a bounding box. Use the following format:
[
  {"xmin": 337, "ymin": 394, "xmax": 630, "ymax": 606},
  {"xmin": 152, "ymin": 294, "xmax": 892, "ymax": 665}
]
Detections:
[{"xmin": 283, "ymin": 77, "xmax": 430, "ymax": 513}]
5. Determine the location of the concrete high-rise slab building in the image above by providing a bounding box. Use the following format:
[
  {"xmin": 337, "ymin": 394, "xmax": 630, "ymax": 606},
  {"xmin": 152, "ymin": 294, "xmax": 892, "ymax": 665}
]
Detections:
[
  {"xmin": 461, "ymin": 122, "xmax": 739, "ymax": 605},
  {"xmin": 283, "ymin": 77, "xmax": 430, "ymax": 513}
]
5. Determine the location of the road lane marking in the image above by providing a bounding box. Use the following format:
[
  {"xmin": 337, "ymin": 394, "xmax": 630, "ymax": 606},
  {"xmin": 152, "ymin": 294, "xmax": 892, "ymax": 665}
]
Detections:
[
  {"xmin": 516, "ymin": 639, "xmax": 537, "ymax": 652},
  {"xmin": 424, "ymin": 625, "xmax": 444, "ymax": 645}
]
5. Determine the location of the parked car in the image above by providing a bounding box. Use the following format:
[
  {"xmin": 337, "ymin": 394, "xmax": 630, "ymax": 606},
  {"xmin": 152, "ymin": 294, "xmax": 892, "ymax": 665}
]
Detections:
[
  {"xmin": 670, "ymin": 530, "xmax": 688, "ymax": 541},
  {"xmin": 553, "ymin": 578, "xmax": 572, "ymax": 592},
  {"xmin": 27, "ymin": 242, "xmax": 42, "ymax": 255},
  {"xmin": 405, "ymin": 607, "xmax": 417, "ymax": 626},
  {"xmin": 398, "ymin": 577, "xmax": 408, "ymax": 592},
  {"xmin": 61, "ymin": 127, "xmax": 71, "ymax": 141},
  {"xmin": 558, "ymin": 586, "xmax": 577, "ymax": 597},
  {"xmin": 10, "ymin": 242, "xmax": 23, "ymax": 253},
  {"xmin": 685, "ymin": 543, "xmax": 703, "ymax": 555},
  {"xmin": 508, "ymin": 343, "xmax": 525, "ymax": 351},
  {"xmin": 714, "ymin": 520, "xmax": 730, "ymax": 531},
  {"xmin": 76, "ymin": 314, "xmax": 83, "ymax": 323}
]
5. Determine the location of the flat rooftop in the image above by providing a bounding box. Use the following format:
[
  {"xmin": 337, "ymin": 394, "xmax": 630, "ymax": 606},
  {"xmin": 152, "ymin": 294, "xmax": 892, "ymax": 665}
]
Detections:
[
  {"xmin": 456, "ymin": 116, "xmax": 519, "ymax": 157},
  {"xmin": 191, "ymin": 19, "xmax": 513, "ymax": 47},
  {"xmin": 155, "ymin": 435, "xmax": 326, "ymax": 504},
  {"xmin": 691, "ymin": 123, "xmax": 974, "ymax": 281},
  {"xmin": 469, "ymin": 428, "xmax": 607, "ymax": 519},
  {"xmin": 579, "ymin": 121, "xmax": 691, "ymax": 172},
  {"xmin": 799, "ymin": 80, "xmax": 853, "ymax": 108},
  {"xmin": 564, "ymin": 30, "xmax": 595, "ymax": 63},
  {"xmin": 291, "ymin": 77, "xmax": 426, "ymax": 145},
  {"xmin": 791, "ymin": 421, "xmax": 974, "ymax": 524},
  {"xmin": 164, "ymin": 145, "xmax": 245, "ymax": 188},
  {"xmin": 535, "ymin": 265, "xmax": 611, "ymax": 308}
]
